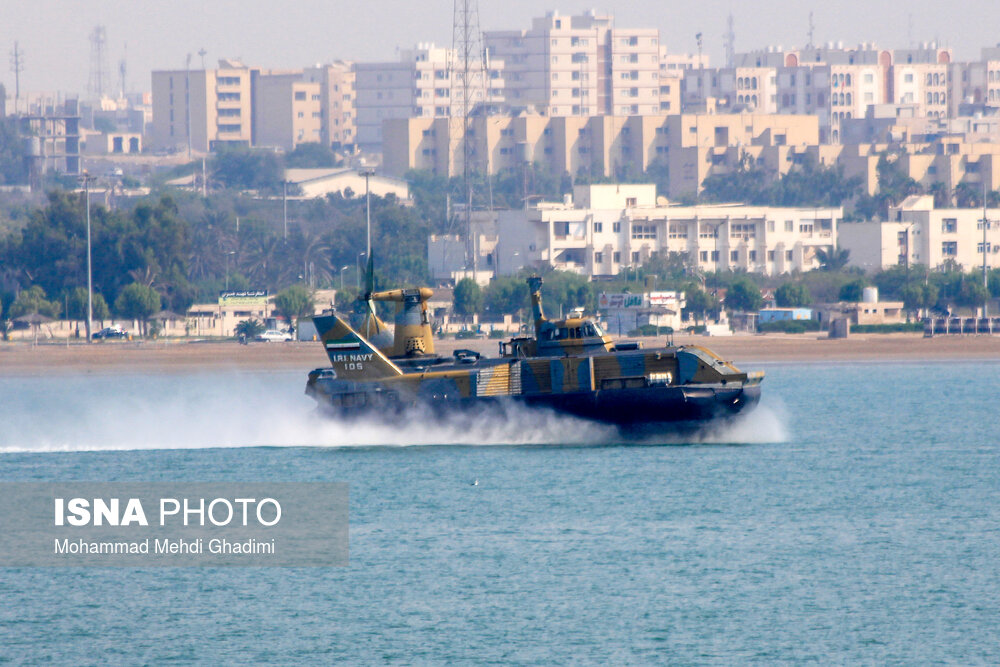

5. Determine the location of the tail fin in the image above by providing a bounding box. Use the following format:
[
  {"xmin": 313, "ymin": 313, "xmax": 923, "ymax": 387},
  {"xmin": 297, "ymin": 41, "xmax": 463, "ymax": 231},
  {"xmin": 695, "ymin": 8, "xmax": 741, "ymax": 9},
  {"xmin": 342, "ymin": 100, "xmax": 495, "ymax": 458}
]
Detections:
[{"xmin": 311, "ymin": 314, "xmax": 403, "ymax": 380}]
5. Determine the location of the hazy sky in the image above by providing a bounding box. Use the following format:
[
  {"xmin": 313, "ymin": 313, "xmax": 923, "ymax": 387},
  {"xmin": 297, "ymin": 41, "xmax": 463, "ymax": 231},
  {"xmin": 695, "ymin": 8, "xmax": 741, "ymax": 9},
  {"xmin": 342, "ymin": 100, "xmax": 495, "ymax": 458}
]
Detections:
[{"xmin": 3, "ymin": 0, "xmax": 999, "ymax": 96}]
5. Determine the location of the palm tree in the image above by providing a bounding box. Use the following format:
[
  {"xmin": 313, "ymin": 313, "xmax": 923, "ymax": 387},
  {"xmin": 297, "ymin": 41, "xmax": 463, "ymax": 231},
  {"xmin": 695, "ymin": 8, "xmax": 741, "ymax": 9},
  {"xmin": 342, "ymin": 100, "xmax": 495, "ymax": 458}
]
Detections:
[{"xmin": 814, "ymin": 245, "xmax": 851, "ymax": 272}]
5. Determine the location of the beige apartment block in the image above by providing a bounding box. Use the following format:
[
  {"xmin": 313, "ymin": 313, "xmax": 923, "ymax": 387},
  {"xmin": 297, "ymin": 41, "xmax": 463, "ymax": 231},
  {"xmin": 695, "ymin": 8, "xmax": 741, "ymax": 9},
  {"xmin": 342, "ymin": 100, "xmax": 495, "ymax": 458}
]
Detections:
[
  {"xmin": 840, "ymin": 195, "xmax": 1000, "ymax": 272},
  {"xmin": 492, "ymin": 184, "xmax": 841, "ymax": 278},
  {"xmin": 151, "ymin": 60, "xmax": 253, "ymax": 153},
  {"xmin": 303, "ymin": 62, "xmax": 356, "ymax": 150},
  {"xmin": 252, "ymin": 72, "xmax": 323, "ymax": 150},
  {"xmin": 666, "ymin": 113, "xmax": 820, "ymax": 196}
]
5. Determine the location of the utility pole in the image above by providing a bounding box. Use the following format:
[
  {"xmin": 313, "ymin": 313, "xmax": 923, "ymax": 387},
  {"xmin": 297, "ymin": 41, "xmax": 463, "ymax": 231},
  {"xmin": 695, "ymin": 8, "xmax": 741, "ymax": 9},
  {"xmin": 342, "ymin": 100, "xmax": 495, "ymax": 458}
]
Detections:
[
  {"xmin": 452, "ymin": 0, "xmax": 485, "ymax": 277},
  {"xmin": 983, "ymin": 184, "xmax": 991, "ymax": 318},
  {"xmin": 185, "ymin": 53, "xmax": 192, "ymax": 158},
  {"xmin": 79, "ymin": 172, "xmax": 96, "ymax": 343},
  {"xmin": 361, "ymin": 167, "xmax": 375, "ymax": 260},
  {"xmin": 282, "ymin": 179, "xmax": 288, "ymax": 240},
  {"xmin": 10, "ymin": 41, "xmax": 24, "ymax": 115}
]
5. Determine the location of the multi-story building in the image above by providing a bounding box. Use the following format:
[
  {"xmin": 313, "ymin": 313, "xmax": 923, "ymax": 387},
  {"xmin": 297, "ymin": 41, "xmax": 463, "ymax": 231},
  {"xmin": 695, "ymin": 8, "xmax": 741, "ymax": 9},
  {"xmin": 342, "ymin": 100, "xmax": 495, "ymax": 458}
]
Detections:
[
  {"xmin": 354, "ymin": 44, "xmax": 457, "ymax": 150},
  {"xmin": 303, "ymin": 62, "xmax": 356, "ymax": 150},
  {"xmin": 150, "ymin": 59, "xmax": 254, "ymax": 152},
  {"xmin": 484, "ymin": 11, "xmax": 660, "ymax": 118},
  {"xmin": 489, "ymin": 184, "xmax": 841, "ymax": 277},
  {"xmin": 252, "ymin": 71, "xmax": 323, "ymax": 150},
  {"xmin": 840, "ymin": 194, "xmax": 1000, "ymax": 272}
]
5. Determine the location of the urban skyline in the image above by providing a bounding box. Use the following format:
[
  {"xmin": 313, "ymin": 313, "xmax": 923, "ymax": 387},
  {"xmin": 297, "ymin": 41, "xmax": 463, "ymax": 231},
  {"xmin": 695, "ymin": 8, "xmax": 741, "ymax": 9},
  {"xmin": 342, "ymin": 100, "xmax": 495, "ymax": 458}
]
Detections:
[{"xmin": 3, "ymin": 0, "xmax": 999, "ymax": 95}]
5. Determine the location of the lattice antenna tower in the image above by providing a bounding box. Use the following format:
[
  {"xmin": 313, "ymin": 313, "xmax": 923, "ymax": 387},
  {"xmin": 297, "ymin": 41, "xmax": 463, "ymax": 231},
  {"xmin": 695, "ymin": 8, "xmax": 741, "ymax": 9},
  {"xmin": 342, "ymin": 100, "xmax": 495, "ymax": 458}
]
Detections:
[
  {"xmin": 10, "ymin": 41, "xmax": 24, "ymax": 115},
  {"xmin": 88, "ymin": 26, "xmax": 110, "ymax": 100},
  {"xmin": 724, "ymin": 13, "xmax": 735, "ymax": 68},
  {"xmin": 118, "ymin": 42, "xmax": 127, "ymax": 99},
  {"xmin": 807, "ymin": 11, "xmax": 815, "ymax": 49},
  {"xmin": 451, "ymin": 0, "xmax": 486, "ymax": 272}
]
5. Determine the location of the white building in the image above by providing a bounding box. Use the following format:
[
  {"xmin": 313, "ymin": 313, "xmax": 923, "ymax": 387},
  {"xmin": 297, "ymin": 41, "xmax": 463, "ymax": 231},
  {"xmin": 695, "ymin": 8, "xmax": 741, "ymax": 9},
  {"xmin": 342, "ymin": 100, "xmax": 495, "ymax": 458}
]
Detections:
[
  {"xmin": 484, "ymin": 11, "xmax": 660, "ymax": 117},
  {"xmin": 491, "ymin": 184, "xmax": 841, "ymax": 277},
  {"xmin": 840, "ymin": 194, "xmax": 1000, "ymax": 272}
]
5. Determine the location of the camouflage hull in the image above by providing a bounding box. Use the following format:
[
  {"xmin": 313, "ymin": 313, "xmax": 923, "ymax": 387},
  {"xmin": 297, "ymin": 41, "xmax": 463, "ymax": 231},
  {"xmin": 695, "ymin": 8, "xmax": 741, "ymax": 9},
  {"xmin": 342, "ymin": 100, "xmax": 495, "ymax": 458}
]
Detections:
[
  {"xmin": 307, "ymin": 375, "xmax": 761, "ymax": 431},
  {"xmin": 305, "ymin": 312, "xmax": 764, "ymax": 436}
]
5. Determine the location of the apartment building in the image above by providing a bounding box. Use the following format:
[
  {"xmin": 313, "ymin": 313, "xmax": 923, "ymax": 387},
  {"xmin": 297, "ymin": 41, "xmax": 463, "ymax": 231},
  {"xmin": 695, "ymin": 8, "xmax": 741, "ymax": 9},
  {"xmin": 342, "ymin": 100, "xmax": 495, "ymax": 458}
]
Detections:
[
  {"xmin": 840, "ymin": 194, "xmax": 1000, "ymax": 272},
  {"xmin": 252, "ymin": 71, "xmax": 323, "ymax": 150},
  {"xmin": 150, "ymin": 59, "xmax": 253, "ymax": 152},
  {"xmin": 491, "ymin": 184, "xmax": 841, "ymax": 277},
  {"xmin": 303, "ymin": 62, "xmax": 356, "ymax": 150},
  {"xmin": 484, "ymin": 11, "xmax": 660, "ymax": 117},
  {"xmin": 354, "ymin": 44, "xmax": 456, "ymax": 149}
]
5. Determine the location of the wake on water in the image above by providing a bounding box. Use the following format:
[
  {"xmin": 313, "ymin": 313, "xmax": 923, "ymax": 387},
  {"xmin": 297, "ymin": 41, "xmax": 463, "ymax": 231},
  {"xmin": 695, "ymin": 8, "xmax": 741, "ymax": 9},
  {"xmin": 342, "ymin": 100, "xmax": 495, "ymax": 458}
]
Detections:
[{"xmin": 0, "ymin": 372, "xmax": 788, "ymax": 453}]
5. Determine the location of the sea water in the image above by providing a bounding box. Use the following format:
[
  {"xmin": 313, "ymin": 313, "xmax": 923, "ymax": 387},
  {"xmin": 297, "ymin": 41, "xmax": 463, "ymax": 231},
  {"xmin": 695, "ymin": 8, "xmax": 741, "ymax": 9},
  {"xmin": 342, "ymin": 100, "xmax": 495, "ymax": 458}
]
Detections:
[{"xmin": 0, "ymin": 362, "xmax": 998, "ymax": 663}]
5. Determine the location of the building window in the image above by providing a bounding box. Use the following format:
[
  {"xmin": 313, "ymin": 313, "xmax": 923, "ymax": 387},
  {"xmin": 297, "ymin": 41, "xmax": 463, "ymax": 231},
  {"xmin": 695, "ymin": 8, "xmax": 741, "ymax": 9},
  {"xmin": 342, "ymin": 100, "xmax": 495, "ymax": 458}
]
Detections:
[
  {"xmin": 749, "ymin": 250, "xmax": 757, "ymax": 262},
  {"xmin": 668, "ymin": 223, "xmax": 687, "ymax": 238},
  {"xmin": 730, "ymin": 250, "xmax": 739, "ymax": 262},
  {"xmin": 700, "ymin": 251, "xmax": 708, "ymax": 262},
  {"xmin": 594, "ymin": 252, "xmax": 603, "ymax": 263},
  {"xmin": 978, "ymin": 242, "xmax": 992, "ymax": 254},
  {"xmin": 785, "ymin": 220, "xmax": 794, "ymax": 232},
  {"xmin": 767, "ymin": 250, "xmax": 775, "ymax": 261},
  {"xmin": 942, "ymin": 218, "xmax": 957, "ymax": 233},
  {"xmin": 631, "ymin": 251, "xmax": 640, "ymax": 263},
  {"xmin": 786, "ymin": 250, "xmax": 793, "ymax": 261},
  {"xmin": 294, "ymin": 91, "xmax": 306, "ymax": 101},
  {"xmin": 799, "ymin": 223, "xmax": 813, "ymax": 235},
  {"xmin": 767, "ymin": 220, "xmax": 775, "ymax": 232},
  {"xmin": 730, "ymin": 223, "xmax": 756, "ymax": 238},
  {"xmin": 631, "ymin": 224, "xmax": 656, "ymax": 239},
  {"xmin": 613, "ymin": 251, "xmax": 621, "ymax": 263},
  {"xmin": 613, "ymin": 222, "xmax": 621, "ymax": 233},
  {"xmin": 942, "ymin": 241, "xmax": 958, "ymax": 256},
  {"xmin": 594, "ymin": 222, "xmax": 603, "ymax": 233}
]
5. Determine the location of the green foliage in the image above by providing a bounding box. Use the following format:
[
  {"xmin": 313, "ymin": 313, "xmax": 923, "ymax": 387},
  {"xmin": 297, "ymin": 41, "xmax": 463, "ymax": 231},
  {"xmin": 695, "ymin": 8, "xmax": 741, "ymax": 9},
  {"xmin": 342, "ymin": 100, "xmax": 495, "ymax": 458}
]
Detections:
[
  {"xmin": 211, "ymin": 145, "xmax": 283, "ymax": 192},
  {"xmin": 453, "ymin": 278, "xmax": 483, "ymax": 317},
  {"xmin": 725, "ymin": 277, "xmax": 763, "ymax": 312},
  {"xmin": 235, "ymin": 318, "xmax": 266, "ymax": 339},
  {"xmin": 483, "ymin": 276, "xmax": 530, "ymax": 316},
  {"xmin": 900, "ymin": 282, "xmax": 938, "ymax": 311},
  {"xmin": 853, "ymin": 153, "xmax": 923, "ymax": 220},
  {"xmin": 701, "ymin": 153, "xmax": 862, "ymax": 207},
  {"xmin": 852, "ymin": 323, "xmax": 924, "ymax": 333},
  {"xmin": 774, "ymin": 282, "xmax": 812, "ymax": 307},
  {"xmin": 539, "ymin": 271, "xmax": 595, "ymax": 315},
  {"xmin": 9, "ymin": 285, "xmax": 61, "ymax": 318},
  {"xmin": 839, "ymin": 279, "xmax": 868, "ymax": 302},
  {"xmin": 0, "ymin": 117, "xmax": 28, "ymax": 184},
  {"xmin": 683, "ymin": 285, "xmax": 719, "ymax": 323},
  {"xmin": 66, "ymin": 287, "xmax": 110, "ymax": 321},
  {"xmin": 274, "ymin": 284, "xmax": 315, "ymax": 322},
  {"xmin": 814, "ymin": 246, "xmax": 850, "ymax": 271},
  {"xmin": 758, "ymin": 319, "xmax": 821, "ymax": 333},
  {"xmin": 957, "ymin": 276, "xmax": 989, "ymax": 308},
  {"xmin": 285, "ymin": 142, "xmax": 337, "ymax": 168},
  {"xmin": 114, "ymin": 283, "xmax": 161, "ymax": 335}
]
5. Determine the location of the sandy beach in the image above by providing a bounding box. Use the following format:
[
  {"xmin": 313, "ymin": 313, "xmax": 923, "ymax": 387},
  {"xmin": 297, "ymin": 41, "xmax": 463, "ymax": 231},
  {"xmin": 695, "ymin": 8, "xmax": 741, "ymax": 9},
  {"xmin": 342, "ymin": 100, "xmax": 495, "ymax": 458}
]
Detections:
[{"xmin": 1, "ymin": 332, "xmax": 998, "ymax": 376}]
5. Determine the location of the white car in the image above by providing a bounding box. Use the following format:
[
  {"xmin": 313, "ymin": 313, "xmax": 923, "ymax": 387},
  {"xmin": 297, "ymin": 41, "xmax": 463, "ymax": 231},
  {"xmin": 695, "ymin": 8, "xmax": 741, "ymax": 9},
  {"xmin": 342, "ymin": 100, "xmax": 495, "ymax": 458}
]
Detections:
[{"xmin": 255, "ymin": 329, "xmax": 293, "ymax": 342}]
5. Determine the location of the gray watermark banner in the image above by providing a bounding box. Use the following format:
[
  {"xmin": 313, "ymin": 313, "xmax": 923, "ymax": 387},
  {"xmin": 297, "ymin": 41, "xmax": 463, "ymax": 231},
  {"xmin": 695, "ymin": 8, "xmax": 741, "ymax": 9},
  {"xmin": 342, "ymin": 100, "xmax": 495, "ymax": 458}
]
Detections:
[{"xmin": 0, "ymin": 483, "xmax": 348, "ymax": 567}]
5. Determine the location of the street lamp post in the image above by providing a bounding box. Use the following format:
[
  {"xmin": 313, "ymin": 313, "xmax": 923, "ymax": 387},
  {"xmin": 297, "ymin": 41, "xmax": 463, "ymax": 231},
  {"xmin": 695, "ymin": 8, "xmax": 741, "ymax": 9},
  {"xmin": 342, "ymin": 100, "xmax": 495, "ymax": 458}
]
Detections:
[
  {"xmin": 339, "ymin": 265, "xmax": 349, "ymax": 292},
  {"xmin": 282, "ymin": 180, "xmax": 288, "ymax": 241},
  {"xmin": 361, "ymin": 167, "xmax": 375, "ymax": 261},
  {"xmin": 79, "ymin": 171, "xmax": 95, "ymax": 343},
  {"xmin": 225, "ymin": 251, "xmax": 235, "ymax": 290},
  {"xmin": 356, "ymin": 252, "xmax": 366, "ymax": 290}
]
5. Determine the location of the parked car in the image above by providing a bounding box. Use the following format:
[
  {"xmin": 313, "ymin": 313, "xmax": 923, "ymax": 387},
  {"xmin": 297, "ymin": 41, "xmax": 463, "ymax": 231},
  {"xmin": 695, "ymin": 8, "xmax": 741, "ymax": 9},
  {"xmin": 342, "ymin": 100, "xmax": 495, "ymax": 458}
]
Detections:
[
  {"xmin": 93, "ymin": 325, "xmax": 128, "ymax": 340},
  {"xmin": 255, "ymin": 329, "xmax": 293, "ymax": 342}
]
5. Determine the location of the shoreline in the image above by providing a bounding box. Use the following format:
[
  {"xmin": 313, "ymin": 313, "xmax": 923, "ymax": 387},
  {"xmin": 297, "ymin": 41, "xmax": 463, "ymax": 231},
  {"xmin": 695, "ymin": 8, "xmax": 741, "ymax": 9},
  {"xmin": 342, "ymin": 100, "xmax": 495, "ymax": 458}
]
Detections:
[{"xmin": 1, "ymin": 333, "xmax": 999, "ymax": 376}]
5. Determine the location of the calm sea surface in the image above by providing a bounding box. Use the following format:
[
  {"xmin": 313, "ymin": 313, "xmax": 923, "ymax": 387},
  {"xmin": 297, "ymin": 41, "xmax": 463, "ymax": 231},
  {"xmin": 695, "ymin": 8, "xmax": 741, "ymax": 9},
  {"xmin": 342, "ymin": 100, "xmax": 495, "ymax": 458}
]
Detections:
[{"xmin": 0, "ymin": 362, "xmax": 998, "ymax": 664}]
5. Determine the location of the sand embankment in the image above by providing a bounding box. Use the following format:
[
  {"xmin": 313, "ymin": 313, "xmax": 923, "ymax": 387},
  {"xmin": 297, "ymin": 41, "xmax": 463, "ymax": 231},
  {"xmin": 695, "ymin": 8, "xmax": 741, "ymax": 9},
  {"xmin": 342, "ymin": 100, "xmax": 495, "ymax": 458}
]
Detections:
[{"xmin": 1, "ymin": 333, "xmax": 998, "ymax": 376}]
